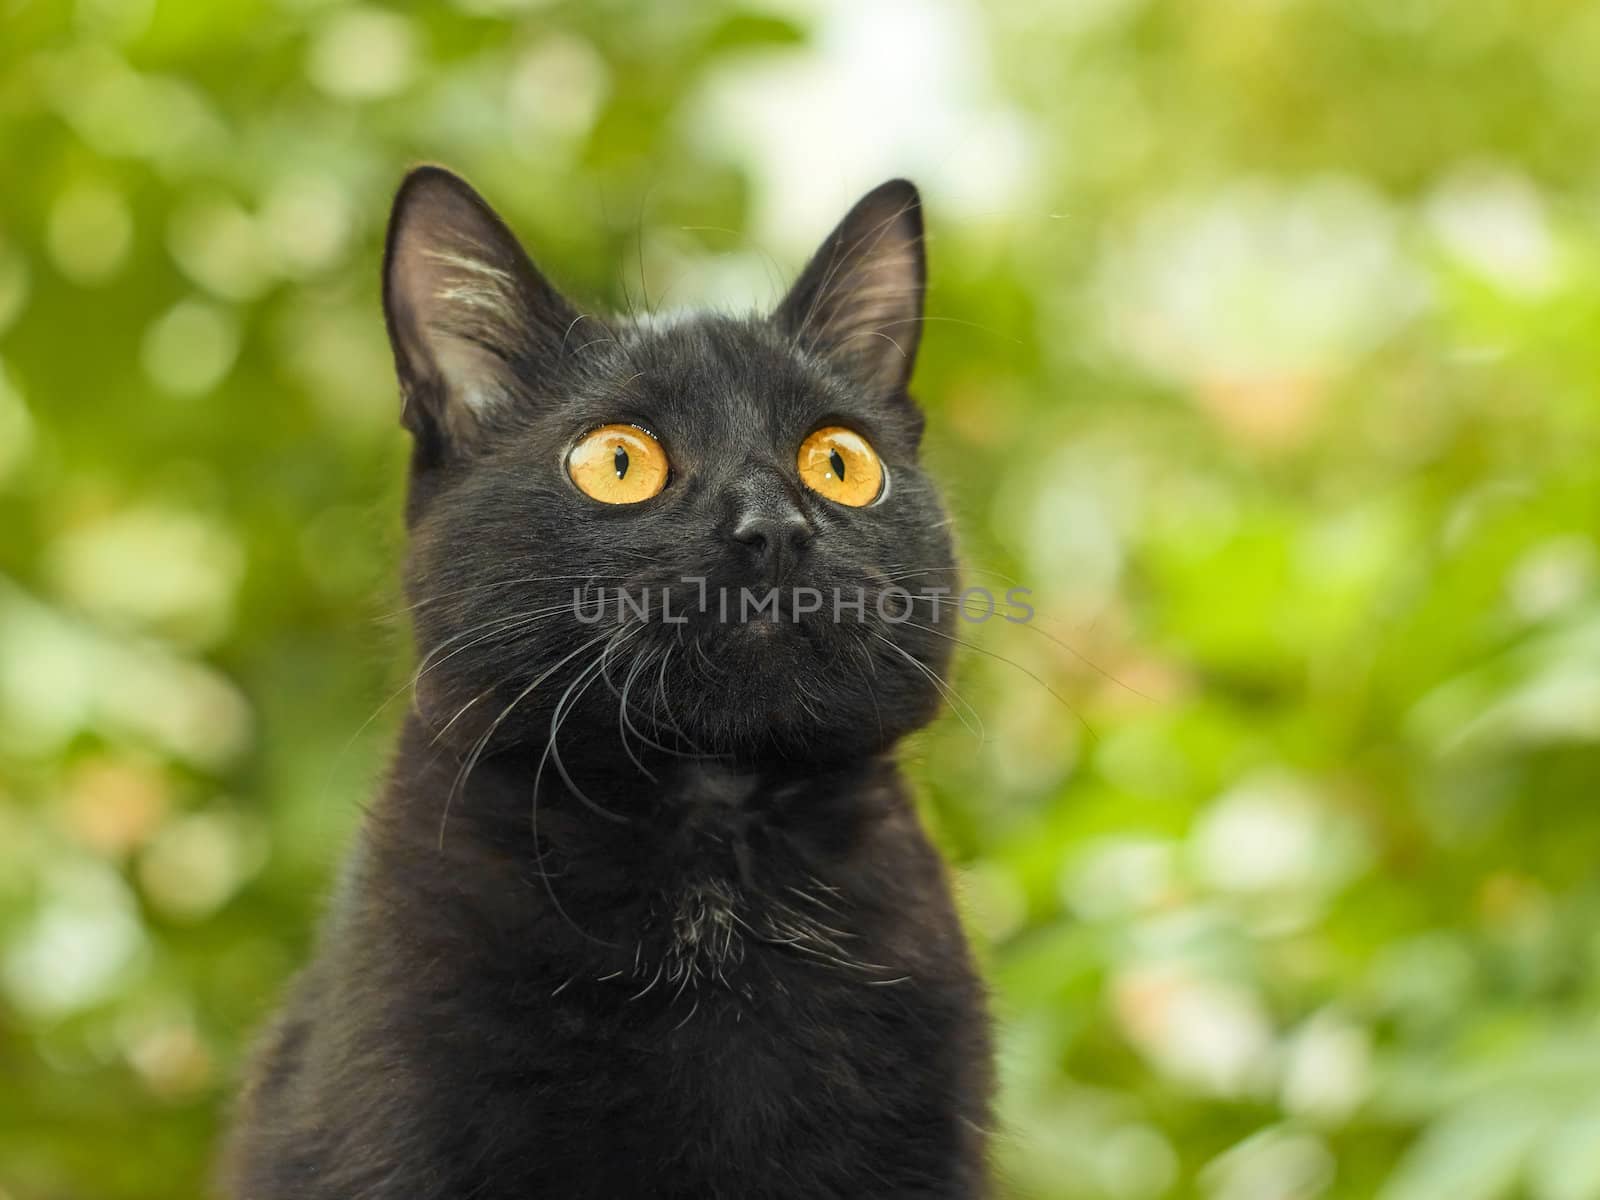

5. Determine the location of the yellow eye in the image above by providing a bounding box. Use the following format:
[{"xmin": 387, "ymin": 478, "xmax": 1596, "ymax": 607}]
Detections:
[
  {"xmin": 567, "ymin": 424, "xmax": 669, "ymax": 504},
  {"xmin": 797, "ymin": 426, "xmax": 884, "ymax": 507}
]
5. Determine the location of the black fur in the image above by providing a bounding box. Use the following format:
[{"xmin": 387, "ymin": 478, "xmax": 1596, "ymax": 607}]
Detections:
[{"xmin": 222, "ymin": 167, "xmax": 993, "ymax": 1199}]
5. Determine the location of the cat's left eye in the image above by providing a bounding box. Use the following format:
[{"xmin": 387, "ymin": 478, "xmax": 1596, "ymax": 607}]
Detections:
[
  {"xmin": 568, "ymin": 424, "xmax": 670, "ymax": 504},
  {"xmin": 797, "ymin": 426, "xmax": 884, "ymax": 507}
]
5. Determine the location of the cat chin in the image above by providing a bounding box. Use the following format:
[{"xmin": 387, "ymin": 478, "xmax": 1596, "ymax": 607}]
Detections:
[{"xmin": 412, "ymin": 604, "xmax": 946, "ymax": 764}]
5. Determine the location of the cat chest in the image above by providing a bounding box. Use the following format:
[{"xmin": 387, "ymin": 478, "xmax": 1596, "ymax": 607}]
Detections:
[{"xmin": 617, "ymin": 873, "xmax": 909, "ymax": 1009}]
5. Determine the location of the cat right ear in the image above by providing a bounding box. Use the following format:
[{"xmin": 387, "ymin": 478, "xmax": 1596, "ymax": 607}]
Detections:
[{"xmin": 382, "ymin": 166, "xmax": 583, "ymax": 459}]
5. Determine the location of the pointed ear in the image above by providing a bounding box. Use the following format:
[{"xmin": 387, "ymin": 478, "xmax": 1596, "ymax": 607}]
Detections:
[
  {"xmin": 773, "ymin": 179, "xmax": 926, "ymax": 398},
  {"xmin": 382, "ymin": 166, "xmax": 582, "ymax": 457}
]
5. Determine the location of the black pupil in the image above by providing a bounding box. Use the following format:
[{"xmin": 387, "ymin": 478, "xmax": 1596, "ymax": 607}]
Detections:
[
  {"xmin": 614, "ymin": 445, "xmax": 629, "ymax": 479},
  {"xmin": 829, "ymin": 448, "xmax": 846, "ymax": 481}
]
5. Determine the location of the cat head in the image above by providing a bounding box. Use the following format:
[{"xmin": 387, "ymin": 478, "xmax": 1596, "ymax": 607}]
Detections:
[{"xmin": 384, "ymin": 166, "xmax": 958, "ymax": 763}]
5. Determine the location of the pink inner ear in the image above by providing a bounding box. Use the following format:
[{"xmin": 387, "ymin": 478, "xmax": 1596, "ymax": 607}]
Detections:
[
  {"xmin": 802, "ymin": 242, "xmax": 923, "ymax": 395},
  {"xmin": 384, "ymin": 168, "xmax": 587, "ymax": 451},
  {"xmin": 385, "ymin": 175, "xmax": 541, "ymax": 441},
  {"xmin": 390, "ymin": 237, "xmax": 520, "ymax": 439},
  {"xmin": 812, "ymin": 249, "xmax": 922, "ymax": 353},
  {"xmin": 775, "ymin": 181, "xmax": 926, "ymax": 397}
]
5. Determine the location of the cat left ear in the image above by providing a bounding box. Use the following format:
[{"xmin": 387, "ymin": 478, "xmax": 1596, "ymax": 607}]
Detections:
[
  {"xmin": 383, "ymin": 166, "xmax": 582, "ymax": 458},
  {"xmin": 772, "ymin": 179, "xmax": 926, "ymax": 399}
]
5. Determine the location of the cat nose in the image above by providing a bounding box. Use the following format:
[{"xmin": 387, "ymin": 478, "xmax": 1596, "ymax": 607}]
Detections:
[
  {"xmin": 727, "ymin": 505, "xmax": 813, "ymax": 581},
  {"xmin": 732, "ymin": 511, "xmax": 810, "ymax": 555}
]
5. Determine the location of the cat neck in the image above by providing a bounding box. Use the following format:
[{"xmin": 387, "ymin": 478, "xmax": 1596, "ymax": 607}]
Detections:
[
  {"xmin": 401, "ymin": 705, "xmax": 894, "ymax": 799},
  {"xmin": 374, "ymin": 712, "xmax": 907, "ymax": 880},
  {"xmin": 359, "ymin": 714, "xmax": 916, "ymax": 977}
]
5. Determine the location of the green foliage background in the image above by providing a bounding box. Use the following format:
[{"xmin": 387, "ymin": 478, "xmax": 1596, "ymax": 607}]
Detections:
[{"xmin": 4, "ymin": 0, "xmax": 1600, "ymax": 1196}]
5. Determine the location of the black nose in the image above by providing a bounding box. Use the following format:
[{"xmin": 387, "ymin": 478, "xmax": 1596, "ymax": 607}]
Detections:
[{"xmin": 728, "ymin": 510, "xmax": 813, "ymax": 581}]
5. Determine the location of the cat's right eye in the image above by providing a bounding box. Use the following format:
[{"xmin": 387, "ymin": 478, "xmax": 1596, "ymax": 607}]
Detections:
[{"xmin": 568, "ymin": 424, "xmax": 670, "ymax": 504}]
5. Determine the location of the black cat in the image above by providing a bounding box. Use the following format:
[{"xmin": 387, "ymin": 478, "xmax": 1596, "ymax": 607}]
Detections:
[{"xmin": 222, "ymin": 167, "xmax": 994, "ymax": 1199}]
